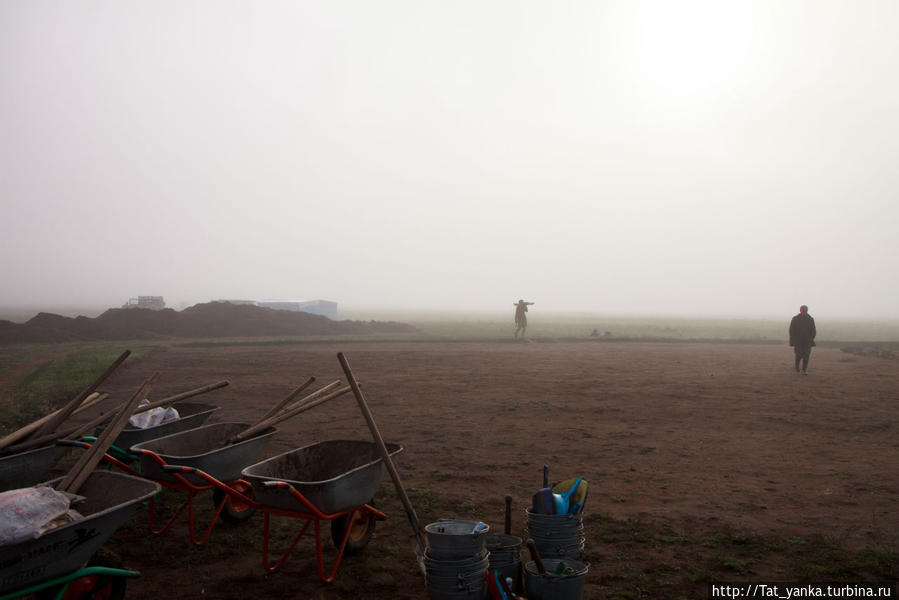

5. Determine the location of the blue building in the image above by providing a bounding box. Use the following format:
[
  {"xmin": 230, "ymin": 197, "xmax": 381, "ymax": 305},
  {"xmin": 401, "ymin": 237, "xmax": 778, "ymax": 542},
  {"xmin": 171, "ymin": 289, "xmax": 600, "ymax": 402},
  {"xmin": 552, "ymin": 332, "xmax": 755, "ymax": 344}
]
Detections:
[{"xmin": 256, "ymin": 300, "xmax": 338, "ymax": 320}]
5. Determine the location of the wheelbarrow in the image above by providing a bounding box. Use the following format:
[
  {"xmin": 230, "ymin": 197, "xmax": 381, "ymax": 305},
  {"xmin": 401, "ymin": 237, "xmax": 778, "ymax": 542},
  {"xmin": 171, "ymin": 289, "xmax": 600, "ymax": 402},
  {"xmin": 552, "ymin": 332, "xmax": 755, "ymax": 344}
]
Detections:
[
  {"xmin": 96, "ymin": 401, "xmax": 219, "ymax": 453},
  {"xmin": 64, "ymin": 422, "xmax": 276, "ymax": 546},
  {"xmin": 125, "ymin": 422, "xmax": 275, "ymax": 544},
  {"xmin": 168, "ymin": 439, "xmax": 403, "ymax": 583},
  {"xmin": 0, "ymin": 445, "xmax": 69, "ymax": 492},
  {"xmin": 0, "ymin": 470, "xmax": 160, "ymax": 600}
]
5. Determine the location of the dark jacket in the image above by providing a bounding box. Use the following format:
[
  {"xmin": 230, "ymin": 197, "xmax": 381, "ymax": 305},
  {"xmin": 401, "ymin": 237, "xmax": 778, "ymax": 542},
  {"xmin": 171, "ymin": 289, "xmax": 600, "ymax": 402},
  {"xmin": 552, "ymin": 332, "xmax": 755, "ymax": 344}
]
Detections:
[{"xmin": 789, "ymin": 313, "xmax": 816, "ymax": 347}]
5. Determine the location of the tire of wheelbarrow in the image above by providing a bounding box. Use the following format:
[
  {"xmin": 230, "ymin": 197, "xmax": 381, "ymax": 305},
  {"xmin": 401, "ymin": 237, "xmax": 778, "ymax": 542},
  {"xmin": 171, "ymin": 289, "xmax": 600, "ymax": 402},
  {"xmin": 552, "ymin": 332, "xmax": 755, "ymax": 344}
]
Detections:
[
  {"xmin": 36, "ymin": 548, "xmax": 127, "ymax": 600},
  {"xmin": 213, "ymin": 480, "xmax": 256, "ymax": 524},
  {"xmin": 330, "ymin": 501, "xmax": 376, "ymax": 555}
]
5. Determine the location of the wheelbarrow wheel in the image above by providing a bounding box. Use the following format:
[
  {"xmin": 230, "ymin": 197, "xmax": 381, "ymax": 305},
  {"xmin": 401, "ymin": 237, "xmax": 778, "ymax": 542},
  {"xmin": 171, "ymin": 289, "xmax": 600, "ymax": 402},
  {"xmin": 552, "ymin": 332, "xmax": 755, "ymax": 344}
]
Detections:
[
  {"xmin": 213, "ymin": 480, "xmax": 256, "ymax": 524},
  {"xmin": 330, "ymin": 500, "xmax": 376, "ymax": 554},
  {"xmin": 36, "ymin": 548, "xmax": 127, "ymax": 600}
]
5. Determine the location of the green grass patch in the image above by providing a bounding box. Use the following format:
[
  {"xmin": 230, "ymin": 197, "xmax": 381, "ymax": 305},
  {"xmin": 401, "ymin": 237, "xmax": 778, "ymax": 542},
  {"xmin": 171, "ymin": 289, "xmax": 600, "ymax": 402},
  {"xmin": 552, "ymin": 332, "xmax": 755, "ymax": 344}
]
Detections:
[{"xmin": 0, "ymin": 344, "xmax": 159, "ymax": 435}]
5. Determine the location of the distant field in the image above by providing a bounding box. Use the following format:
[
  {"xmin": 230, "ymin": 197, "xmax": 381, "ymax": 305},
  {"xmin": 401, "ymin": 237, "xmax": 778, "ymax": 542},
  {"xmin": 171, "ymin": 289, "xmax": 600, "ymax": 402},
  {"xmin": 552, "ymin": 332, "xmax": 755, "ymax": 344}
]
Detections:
[
  {"xmin": 343, "ymin": 310, "xmax": 899, "ymax": 343},
  {"xmin": 2, "ymin": 305, "xmax": 898, "ymax": 343}
]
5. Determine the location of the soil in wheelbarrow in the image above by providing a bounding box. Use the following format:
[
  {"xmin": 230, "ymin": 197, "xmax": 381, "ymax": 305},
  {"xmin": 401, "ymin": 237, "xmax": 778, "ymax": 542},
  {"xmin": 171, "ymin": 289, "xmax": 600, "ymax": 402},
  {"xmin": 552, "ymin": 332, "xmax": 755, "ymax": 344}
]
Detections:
[{"xmin": 26, "ymin": 340, "xmax": 899, "ymax": 599}]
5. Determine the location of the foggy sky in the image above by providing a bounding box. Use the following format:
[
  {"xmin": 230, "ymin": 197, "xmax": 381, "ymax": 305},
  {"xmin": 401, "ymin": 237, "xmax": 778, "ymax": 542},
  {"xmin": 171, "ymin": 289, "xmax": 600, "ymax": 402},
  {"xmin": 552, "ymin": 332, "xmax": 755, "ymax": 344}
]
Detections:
[{"xmin": 2, "ymin": 1, "xmax": 898, "ymax": 319}]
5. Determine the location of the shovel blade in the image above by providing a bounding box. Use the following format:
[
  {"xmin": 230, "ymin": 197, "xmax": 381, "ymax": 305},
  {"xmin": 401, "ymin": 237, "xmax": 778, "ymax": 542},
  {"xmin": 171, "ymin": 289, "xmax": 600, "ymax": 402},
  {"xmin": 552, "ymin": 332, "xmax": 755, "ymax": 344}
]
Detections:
[
  {"xmin": 410, "ymin": 533, "xmax": 427, "ymax": 576},
  {"xmin": 552, "ymin": 477, "xmax": 589, "ymax": 514}
]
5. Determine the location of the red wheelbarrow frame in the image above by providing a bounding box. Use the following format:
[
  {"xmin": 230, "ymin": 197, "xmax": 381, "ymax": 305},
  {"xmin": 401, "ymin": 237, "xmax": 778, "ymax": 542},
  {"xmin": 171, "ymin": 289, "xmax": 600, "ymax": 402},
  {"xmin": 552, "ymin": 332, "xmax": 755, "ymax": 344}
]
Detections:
[
  {"xmin": 65, "ymin": 441, "xmax": 388, "ymax": 583},
  {"xmin": 164, "ymin": 464, "xmax": 387, "ymax": 583},
  {"xmin": 63, "ymin": 440, "xmax": 255, "ymax": 546}
]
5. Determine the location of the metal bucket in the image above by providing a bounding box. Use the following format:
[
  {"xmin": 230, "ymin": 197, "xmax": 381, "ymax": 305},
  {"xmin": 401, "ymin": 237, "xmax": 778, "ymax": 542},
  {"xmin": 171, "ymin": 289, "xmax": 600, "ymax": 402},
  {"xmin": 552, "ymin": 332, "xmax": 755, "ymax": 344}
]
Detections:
[
  {"xmin": 525, "ymin": 509, "xmax": 585, "ymax": 559},
  {"xmin": 525, "ymin": 508, "xmax": 584, "ymax": 529},
  {"xmin": 524, "ymin": 558, "xmax": 589, "ymax": 600},
  {"xmin": 425, "ymin": 549, "xmax": 489, "ymax": 600},
  {"xmin": 425, "ymin": 520, "xmax": 489, "ymax": 560},
  {"xmin": 528, "ymin": 536, "xmax": 586, "ymax": 560},
  {"xmin": 485, "ymin": 533, "xmax": 522, "ymax": 593}
]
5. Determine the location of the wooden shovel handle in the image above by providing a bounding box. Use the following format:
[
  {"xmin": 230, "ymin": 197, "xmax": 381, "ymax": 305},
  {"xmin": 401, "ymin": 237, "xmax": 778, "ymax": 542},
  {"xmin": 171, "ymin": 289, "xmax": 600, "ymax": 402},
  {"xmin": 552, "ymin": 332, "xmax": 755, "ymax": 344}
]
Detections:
[
  {"xmin": 526, "ymin": 539, "xmax": 546, "ymax": 574},
  {"xmin": 338, "ymin": 352, "xmax": 428, "ymax": 554},
  {"xmin": 505, "ymin": 495, "xmax": 512, "ymax": 535},
  {"xmin": 8, "ymin": 394, "xmax": 111, "ymax": 453},
  {"xmin": 231, "ymin": 383, "xmax": 348, "ymax": 443},
  {"xmin": 272, "ymin": 380, "xmax": 341, "ymax": 418},
  {"xmin": 135, "ymin": 380, "xmax": 230, "ymax": 413},
  {"xmin": 35, "ymin": 350, "xmax": 131, "ymax": 438},
  {"xmin": 59, "ymin": 373, "xmax": 157, "ymax": 494},
  {"xmin": 260, "ymin": 377, "xmax": 315, "ymax": 421}
]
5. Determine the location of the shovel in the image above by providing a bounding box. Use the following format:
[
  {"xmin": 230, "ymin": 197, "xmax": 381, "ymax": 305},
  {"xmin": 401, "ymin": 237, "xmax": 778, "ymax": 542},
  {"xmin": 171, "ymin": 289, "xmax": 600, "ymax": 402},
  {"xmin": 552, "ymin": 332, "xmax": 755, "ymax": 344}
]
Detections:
[{"xmin": 338, "ymin": 352, "xmax": 427, "ymax": 577}]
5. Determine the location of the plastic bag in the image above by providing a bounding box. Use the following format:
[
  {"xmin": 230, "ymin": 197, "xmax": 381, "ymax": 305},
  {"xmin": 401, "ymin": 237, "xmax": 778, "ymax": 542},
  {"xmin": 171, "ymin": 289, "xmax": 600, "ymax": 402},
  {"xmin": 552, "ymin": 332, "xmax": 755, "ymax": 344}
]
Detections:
[
  {"xmin": 128, "ymin": 401, "xmax": 179, "ymax": 429},
  {"xmin": 0, "ymin": 486, "xmax": 80, "ymax": 546}
]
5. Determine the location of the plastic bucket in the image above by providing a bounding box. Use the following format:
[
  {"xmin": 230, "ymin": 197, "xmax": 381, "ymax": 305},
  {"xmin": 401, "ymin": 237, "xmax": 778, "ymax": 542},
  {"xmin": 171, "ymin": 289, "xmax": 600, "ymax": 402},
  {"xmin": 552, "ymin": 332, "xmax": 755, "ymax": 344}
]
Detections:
[
  {"xmin": 524, "ymin": 558, "xmax": 589, "ymax": 600},
  {"xmin": 425, "ymin": 520, "xmax": 489, "ymax": 559}
]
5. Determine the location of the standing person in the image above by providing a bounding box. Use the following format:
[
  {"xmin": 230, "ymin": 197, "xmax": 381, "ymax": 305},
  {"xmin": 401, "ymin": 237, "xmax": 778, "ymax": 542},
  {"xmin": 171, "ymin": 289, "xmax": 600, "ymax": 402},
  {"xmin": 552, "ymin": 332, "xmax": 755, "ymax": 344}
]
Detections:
[
  {"xmin": 789, "ymin": 305, "xmax": 816, "ymax": 375},
  {"xmin": 513, "ymin": 299, "xmax": 535, "ymax": 339}
]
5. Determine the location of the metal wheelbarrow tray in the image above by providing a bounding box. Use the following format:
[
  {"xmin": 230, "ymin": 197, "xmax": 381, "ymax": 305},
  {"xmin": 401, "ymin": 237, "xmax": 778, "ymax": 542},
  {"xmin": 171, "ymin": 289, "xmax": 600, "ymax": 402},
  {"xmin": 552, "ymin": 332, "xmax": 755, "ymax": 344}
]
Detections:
[
  {"xmin": 131, "ymin": 422, "xmax": 276, "ymax": 485},
  {"xmin": 98, "ymin": 401, "xmax": 220, "ymax": 452},
  {"xmin": 242, "ymin": 440, "xmax": 403, "ymax": 514},
  {"xmin": 0, "ymin": 445, "xmax": 68, "ymax": 493},
  {"xmin": 123, "ymin": 422, "xmax": 276, "ymax": 545},
  {"xmin": 0, "ymin": 471, "xmax": 160, "ymax": 595},
  {"xmin": 216, "ymin": 440, "xmax": 403, "ymax": 583}
]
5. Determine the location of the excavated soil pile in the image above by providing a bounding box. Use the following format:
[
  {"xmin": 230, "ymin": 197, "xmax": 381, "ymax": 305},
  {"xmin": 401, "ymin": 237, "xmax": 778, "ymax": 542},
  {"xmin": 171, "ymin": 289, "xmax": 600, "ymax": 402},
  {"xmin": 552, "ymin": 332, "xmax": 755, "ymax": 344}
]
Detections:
[{"xmin": 0, "ymin": 302, "xmax": 416, "ymax": 344}]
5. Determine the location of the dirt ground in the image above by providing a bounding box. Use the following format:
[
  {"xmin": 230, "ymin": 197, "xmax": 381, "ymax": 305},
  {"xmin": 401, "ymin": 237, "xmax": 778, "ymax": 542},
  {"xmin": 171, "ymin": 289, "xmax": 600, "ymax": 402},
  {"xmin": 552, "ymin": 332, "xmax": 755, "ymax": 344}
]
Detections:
[{"xmin": 28, "ymin": 340, "xmax": 899, "ymax": 598}]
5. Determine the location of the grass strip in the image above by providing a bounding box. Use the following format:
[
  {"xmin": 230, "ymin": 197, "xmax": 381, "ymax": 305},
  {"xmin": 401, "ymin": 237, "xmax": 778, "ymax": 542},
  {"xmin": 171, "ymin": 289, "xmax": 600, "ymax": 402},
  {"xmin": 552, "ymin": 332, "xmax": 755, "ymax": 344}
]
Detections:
[{"xmin": 0, "ymin": 345, "xmax": 158, "ymax": 435}]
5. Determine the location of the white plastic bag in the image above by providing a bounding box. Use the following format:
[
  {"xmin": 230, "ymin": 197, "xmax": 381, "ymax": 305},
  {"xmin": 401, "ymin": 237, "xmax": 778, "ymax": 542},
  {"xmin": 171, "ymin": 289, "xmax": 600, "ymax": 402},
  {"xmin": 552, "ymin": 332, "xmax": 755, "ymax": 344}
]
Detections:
[
  {"xmin": 0, "ymin": 486, "xmax": 77, "ymax": 546},
  {"xmin": 128, "ymin": 401, "xmax": 179, "ymax": 429}
]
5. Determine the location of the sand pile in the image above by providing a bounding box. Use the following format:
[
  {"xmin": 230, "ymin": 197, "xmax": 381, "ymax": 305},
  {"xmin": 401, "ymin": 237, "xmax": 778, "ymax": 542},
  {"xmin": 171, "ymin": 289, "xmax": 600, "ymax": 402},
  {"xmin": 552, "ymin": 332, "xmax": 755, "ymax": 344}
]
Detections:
[{"xmin": 0, "ymin": 302, "xmax": 416, "ymax": 344}]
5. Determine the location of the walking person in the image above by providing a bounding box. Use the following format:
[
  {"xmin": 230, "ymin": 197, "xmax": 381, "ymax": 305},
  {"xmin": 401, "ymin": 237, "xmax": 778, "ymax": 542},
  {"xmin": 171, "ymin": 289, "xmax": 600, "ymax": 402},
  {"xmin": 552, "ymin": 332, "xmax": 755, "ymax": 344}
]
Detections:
[
  {"xmin": 513, "ymin": 299, "xmax": 535, "ymax": 339},
  {"xmin": 789, "ymin": 305, "xmax": 816, "ymax": 375}
]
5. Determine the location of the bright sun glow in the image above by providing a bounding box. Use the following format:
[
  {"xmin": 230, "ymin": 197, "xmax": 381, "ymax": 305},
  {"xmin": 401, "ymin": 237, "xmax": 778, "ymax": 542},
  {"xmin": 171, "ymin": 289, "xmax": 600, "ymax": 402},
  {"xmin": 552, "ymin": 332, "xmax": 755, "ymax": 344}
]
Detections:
[{"xmin": 634, "ymin": 1, "xmax": 756, "ymax": 101}]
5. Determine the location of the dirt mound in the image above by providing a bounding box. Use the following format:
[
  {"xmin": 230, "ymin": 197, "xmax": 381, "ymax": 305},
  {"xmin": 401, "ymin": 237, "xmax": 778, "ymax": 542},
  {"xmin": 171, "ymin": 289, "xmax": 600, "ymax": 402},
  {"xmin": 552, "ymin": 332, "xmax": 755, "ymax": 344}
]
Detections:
[{"xmin": 0, "ymin": 302, "xmax": 417, "ymax": 344}]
